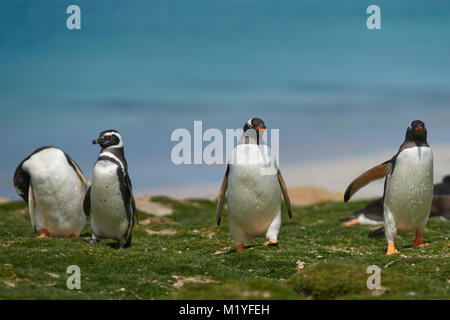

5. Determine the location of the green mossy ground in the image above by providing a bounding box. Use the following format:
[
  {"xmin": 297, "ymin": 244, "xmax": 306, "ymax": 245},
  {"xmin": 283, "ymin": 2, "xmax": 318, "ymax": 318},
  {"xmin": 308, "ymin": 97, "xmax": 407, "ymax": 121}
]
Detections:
[{"xmin": 0, "ymin": 198, "xmax": 448, "ymax": 300}]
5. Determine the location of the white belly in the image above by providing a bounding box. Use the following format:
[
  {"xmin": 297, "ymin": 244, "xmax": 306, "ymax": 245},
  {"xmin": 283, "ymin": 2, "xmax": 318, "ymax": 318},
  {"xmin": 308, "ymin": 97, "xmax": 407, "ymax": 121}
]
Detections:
[
  {"xmin": 90, "ymin": 161, "xmax": 129, "ymax": 240},
  {"xmin": 227, "ymin": 144, "xmax": 281, "ymax": 241},
  {"xmin": 385, "ymin": 147, "xmax": 433, "ymax": 233},
  {"xmin": 22, "ymin": 148, "xmax": 86, "ymax": 237}
]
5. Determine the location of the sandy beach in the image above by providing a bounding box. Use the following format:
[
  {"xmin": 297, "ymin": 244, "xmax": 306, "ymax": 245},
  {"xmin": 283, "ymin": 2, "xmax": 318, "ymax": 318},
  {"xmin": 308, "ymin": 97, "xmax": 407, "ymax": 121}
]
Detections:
[
  {"xmin": 0, "ymin": 196, "xmax": 9, "ymax": 204},
  {"xmin": 3, "ymin": 144, "xmax": 450, "ymax": 207},
  {"xmin": 138, "ymin": 144, "xmax": 450, "ymax": 204}
]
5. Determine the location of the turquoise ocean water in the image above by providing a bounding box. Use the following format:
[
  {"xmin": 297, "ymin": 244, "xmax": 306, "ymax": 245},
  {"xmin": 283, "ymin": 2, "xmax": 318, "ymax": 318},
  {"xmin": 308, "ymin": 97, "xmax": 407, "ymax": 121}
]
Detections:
[{"xmin": 1, "ymin": 0, "xmax": 449, "ymax": 198}]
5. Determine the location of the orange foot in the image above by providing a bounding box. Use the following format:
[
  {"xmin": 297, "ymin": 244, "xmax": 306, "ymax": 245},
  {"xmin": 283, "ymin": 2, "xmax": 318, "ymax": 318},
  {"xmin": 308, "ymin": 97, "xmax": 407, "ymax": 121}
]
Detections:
[
  {"xmin": 412, "ymin": 231, "xmax": 429, "ymax": 248},
  {"xmin": 386, "ymin": 241, "xmax": 399, "ymax": 256},
  {"xmin": 69, "ymin": 234, "xmax": 78, "ymax": 238},
  {"xmin": 343, "ymin": 218, "xmax": 359, "ymax": 227},
  {"xmin": 236, "ymin": 244, "xmax": 245, "ymax": 253},
  {"xmin": 37, "ymin": 229, "xmax": 51, "ymax": 239},
  {"xmin": 264, "ymin": 238, "xmax": 278, "ymax": 246}
]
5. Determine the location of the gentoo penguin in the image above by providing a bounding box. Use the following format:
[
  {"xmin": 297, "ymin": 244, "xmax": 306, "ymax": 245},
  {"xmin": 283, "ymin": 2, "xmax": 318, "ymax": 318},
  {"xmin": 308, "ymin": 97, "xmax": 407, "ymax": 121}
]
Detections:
[
  {"xmin": 344, "ymin": 120, "xmax": 433, "ymax": 255},
  {"xmin": 13, "ymin": 146, "xmax": 89, "ymax": 238},
  {"xmin": 216, "ymin": 118, "xmax": 292, "ymax": 252},
  {"xmin": 83, "ymin": 130, "xmax": 137, "ymax": 249},
  {"xmin": 341, "ymin": 175, "xmax": 450, "ymax": 226}
]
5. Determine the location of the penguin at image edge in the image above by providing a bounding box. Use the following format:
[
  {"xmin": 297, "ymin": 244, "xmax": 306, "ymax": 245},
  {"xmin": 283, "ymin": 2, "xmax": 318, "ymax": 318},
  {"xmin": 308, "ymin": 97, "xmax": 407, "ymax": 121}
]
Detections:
[
  {"xmin": 344, "ymin": 120, "xmax": 433, "ymax": 255},
  {"xmin": 83, "ymin": 130, "xmax": 137, "ymax": 249},
  {"xmin": 216, "ymin": 118, "xmax": 292, "ymax": 253},
  {"xmin": 341, "ymin": 175, "xmax": 450, "ymax": 226}
]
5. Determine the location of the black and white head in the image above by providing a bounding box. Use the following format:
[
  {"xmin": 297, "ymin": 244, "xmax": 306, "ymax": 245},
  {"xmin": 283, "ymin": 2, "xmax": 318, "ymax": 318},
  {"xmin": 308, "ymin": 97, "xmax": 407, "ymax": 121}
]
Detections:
[
  {"xmin": 243, "ymin": 118, "xmax": 266, "ymax": 132},
  {"xmin": 92, "ymin": 130, "xmax": 124, "ymax": 149},
  {"xmin": 405, "ymin": 120, "xmax": 427, "ymax": 143}
]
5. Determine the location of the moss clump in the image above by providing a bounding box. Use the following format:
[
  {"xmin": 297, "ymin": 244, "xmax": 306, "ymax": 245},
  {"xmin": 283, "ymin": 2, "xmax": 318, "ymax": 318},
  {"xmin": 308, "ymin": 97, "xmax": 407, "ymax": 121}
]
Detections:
[
  {"xmin": 172, "ymin": 278, "xmax": 300, "ymax": 300},
  {"xmin": 288, "ymin": 262, "xmax": 370, "ymax": 299}
]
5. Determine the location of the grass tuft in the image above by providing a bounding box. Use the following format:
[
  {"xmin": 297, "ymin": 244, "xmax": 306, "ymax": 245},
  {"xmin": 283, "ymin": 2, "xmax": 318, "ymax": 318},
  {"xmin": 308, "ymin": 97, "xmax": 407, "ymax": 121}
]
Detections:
[{"xmin": 0, "ymin": 198, "xmax": 448, "ymax": 299}]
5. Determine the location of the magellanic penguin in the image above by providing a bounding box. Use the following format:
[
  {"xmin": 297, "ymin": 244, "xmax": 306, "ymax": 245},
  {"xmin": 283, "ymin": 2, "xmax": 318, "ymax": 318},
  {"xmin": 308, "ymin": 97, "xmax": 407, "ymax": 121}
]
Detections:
[
  {"xmin": 216, "ymin": 118, "xmax": 292, "ymax": 253},
  {"xmin": 83, "ymin": 130, "xmax": 137, "ymax": 249},
  {"xmin": 13, "ymin": 146, "xmax": 89, "ymax": 238},
  {"xmin": 341, "ymin": 175, "xmax": 450, "ymax": 226},
  {"xmin": 344, "ymin": 120, "xmax": 433, "ymax": 255}
]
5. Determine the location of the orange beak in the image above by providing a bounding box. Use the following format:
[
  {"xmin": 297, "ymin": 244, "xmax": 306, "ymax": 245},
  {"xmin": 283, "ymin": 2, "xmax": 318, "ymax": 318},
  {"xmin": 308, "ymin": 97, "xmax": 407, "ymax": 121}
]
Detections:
[
  {"xmin": 415, "ymin": 126, "xmax": 422, "ymax": 131},
  {"xmin": 256, "ymin": 126, "xmax": 266, "ymax": 130}
]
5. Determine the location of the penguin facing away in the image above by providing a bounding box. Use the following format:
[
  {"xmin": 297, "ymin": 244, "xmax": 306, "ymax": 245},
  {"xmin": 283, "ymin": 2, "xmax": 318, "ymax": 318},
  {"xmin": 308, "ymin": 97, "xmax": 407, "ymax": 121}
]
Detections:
[
  {"xmin": 216, "ymin": 118, "xmax": 292, "ymax": 253},
  {"xmin": 13, "ymin": 146, "xmax": 89, "ymax": 238},
  {"xmin": 341, "ymin": 175, "xmax": 450, "ymax": 226},
  {"xmin": 344, "ymin": 120, "xmax": 434, "ymax": 255},
  {"xmin": 83, "ymin": 130, "xmax": 137, "ymax": 249}
]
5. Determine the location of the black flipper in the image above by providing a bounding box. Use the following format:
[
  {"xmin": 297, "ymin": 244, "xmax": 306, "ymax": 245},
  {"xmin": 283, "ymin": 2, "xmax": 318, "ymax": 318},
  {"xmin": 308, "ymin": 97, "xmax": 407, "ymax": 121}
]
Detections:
[
  {"xmin": 118, "ymin": 170, "xmax": 136, "ymax": 248},
  {"xmin": 13, "ymin": 162, "xmax": 31, "ymax": 202},
  {"xmin": 125, "ymin": 174, "xmax": 138, "ymax": 225},
  {"xmin": 83, "ymin": 186, "xmax": 91, "ymax": 216},
  {"xmin": 120, "ymin": 234, "xmax": 132, "ymax": 249}
]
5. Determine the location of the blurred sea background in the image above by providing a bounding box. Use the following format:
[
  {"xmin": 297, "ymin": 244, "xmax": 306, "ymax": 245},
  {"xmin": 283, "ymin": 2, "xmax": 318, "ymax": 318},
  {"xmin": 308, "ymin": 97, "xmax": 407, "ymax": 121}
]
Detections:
[{"xmin": 1, "ymin": 0, "xmax": 450, "ymax": 199}]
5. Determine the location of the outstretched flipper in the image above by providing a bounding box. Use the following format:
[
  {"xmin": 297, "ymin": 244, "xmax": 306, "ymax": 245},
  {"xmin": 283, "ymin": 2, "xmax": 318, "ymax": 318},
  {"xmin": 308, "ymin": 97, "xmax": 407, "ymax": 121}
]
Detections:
[
  {"xmin": 344, "ymin": 161, "xmax": 392, "ymax": 202},
  {"xmin": 28, "ymin": 184, "xmax": 37, "ymax": 233},
  {"xmin": 277, "ymin": 169, "xmax": 292, "ymax": 218},
  {"xmin": 216, "ymin": 164, "xmax": 230, "ymax": 226}
]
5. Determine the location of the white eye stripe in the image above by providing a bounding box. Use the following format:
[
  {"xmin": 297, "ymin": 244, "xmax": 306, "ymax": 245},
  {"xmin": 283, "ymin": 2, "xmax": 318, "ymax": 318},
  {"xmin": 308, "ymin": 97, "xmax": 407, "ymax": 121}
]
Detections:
[
  {"xmin": 104, "ymin": 132, "xmax": 122, "ymax": 139},
  {"xmin": 102, "ymin": 132, "xmax": 124, "ymax": 148},
  {"xmin": 247, "ymin": 118, "xmax": 253, "ymax": 126}
]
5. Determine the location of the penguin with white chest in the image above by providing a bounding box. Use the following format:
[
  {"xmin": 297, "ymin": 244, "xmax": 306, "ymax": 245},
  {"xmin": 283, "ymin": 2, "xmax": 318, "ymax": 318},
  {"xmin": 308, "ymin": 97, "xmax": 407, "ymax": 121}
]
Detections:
[
  {"xmin": 341, "ymin": 175, "xmax": 450, "ymax": 227},
  {"xmin": 344, "ymin": 120, "xmax": 433, "ymax": 255},
  {"xmin": 13, "ymin": 146, "xmax": 89, "ymax": 238},
  {"xmin": 83, "ymin": 130, "xmax": 137, "ymax": 249},
  {"xmin": 216, "ymin": 118, "xmax": 292, "ymax": 252}
]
